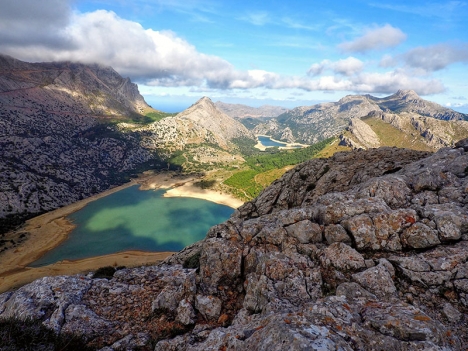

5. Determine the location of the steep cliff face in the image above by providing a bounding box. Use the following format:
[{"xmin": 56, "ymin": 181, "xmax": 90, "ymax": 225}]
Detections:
[
  {"xmin": 255, "ymin": 90, "xmax": 468, "ymax": 144},
  {"xmin": 2, "ymin": 140, "xmax": 468, "ymax": 350},
  {"xmin": 0, "ymin": 56, "xmax": 166, "ymax": 231},
  {"xmin": 0, "ymin": 54, "xmax": 151, "ymax": 116}
]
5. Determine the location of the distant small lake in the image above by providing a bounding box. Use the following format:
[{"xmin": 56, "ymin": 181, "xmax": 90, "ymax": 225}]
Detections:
[
  {"xmin": 31, "ymin": 185, "xmax": 233, "ymax": 267},
  {"xmin": 257, "ymin": 135, "xmax": 303, "ymax": 149},
  {"xmin": 257, "ymin": 135, "xmax": 288, "ymax": 147}
]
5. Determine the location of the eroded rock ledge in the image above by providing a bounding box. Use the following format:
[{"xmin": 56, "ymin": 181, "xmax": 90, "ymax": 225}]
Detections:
[{"xmin": 1, "ymin": 140, "xmax": 468, "ymax": 350}]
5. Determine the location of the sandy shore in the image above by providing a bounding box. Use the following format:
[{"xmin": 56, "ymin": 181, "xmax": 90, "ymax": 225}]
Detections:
[
  {"xmin": 0, "ymin": 171, "xmax": 244, "ymax": 293},
  {"xmin": 164, "ymin": 182, "xmax": 244, "ymax": 208},
  {"xmin": 0, "ymin": 251, "xmax": 173, "ymax": 293}
]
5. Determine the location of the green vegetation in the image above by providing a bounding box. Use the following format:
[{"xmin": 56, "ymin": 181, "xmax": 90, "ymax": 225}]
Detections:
[
  {"xmin": 101, "ymin": 109, "xmax": 177, "ymax": 125},
  {"xmin": 183, "ymin": 251, "xmax": 201, "ymax": 269},
  {"xmin": 245, "ymin": 137, "xmax": 333, "ymax": 172},
  {"xmin": 0, "ymin": 317, "xmax": 93, "ymax": 350},
  {"xmin": 362, "ymin": 117, "xmax": 433, "ymax": 151},
  {"xmin": 224, "ymin": 169, "xmax": 263, "ymax": 199},
  {"xmin": 193, "ymin": 179, "xmax": 216, "ymax": 189},
  {"xmin": 224, "ymin": 138, "xmax": 333, "ymax": 200},
  {"xmin": 314, "ymin": 137, "xmax": 351, "ymax": 158},
  {"xmin": 142, "ymin": 110, "xmax": 178, "ymax": 124},
  {"xmin": 92, "ymin": 266, "xmax": 117, "ymax": 279},
  {"xmin": 231, "ymin": 137, "xmax": 259, "ymax": 156}
]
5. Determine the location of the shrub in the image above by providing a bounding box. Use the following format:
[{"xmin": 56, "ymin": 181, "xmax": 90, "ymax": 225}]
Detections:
[{"xmin": 92, "ymin": 266, "xmax": 116, "ymax": 279}]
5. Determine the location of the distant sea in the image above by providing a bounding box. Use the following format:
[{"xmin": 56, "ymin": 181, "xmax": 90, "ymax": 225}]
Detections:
[{"xmin": 31, "ymin": 185, "xmax": 233, "ymax": 266}]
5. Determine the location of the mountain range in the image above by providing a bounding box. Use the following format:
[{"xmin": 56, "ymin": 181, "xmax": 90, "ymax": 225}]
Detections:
[
  {"xmin": 2, "ymin": 55, "xmax": 468, "ymax": 350},
  {"xmin": 254, "ymin": 90, "xmax": 468, "ymax": 145}
]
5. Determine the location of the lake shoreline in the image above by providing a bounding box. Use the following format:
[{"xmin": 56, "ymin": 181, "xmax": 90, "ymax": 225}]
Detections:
[
  {"xmin": 254, "ymin": 134, "xmax": 308, "ymax": 151},
  {"xmin": 0, "ymin": 171, "xmax": 244, "ymax": 293}
]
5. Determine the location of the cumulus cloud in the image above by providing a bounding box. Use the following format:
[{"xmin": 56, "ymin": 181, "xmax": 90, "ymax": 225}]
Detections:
[
  {"xmin": 379, "ymin": 54, "xmax": 397, "ymax": 68},
  {"xmin": 0, "ymin": 0, "xmax": 71, "ymax": 47},
  {"xmin": 1, "ymin": 9, "xmax": 247, "ymax": 88},
  {"xmin": 0, "ymin": 2, "xmax": 445, "ymax": 96},
  {"xmin": 339, "ymin": 24, "xmax": 407, "ymax": 53},
  {"xmin": 403, "ymin": 43, "xmax": 468, "ymax": 72},
  {"xmin": 308, "ymin": 57, "xmax": 364, "ymax": 76}
]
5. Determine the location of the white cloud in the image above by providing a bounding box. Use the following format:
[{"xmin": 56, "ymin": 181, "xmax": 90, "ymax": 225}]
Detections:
[
  {"xmin": 308, "ymin": 57, "xmax": 364, "ymax": 76},
  {"xmin": 403, "ymin": 43, "xmax": 468, "ymax": 72},
  {"xmin": 1, "ymin": 10, "xmax": 246, "ymax": 88},
  {"xmin": 339, "ymin": 24, "xmax": 407, "ymax": 53},
  {"xmin": 0, "ymin": 0, "xmax": 71, "ymax": 47},
  {"xmin": 0, "ymin": 3, "xmax": 446, "ymax": 97},
  {"xmin": 379, "ymin": 54, "xmax": 397, "ymax": 68}
]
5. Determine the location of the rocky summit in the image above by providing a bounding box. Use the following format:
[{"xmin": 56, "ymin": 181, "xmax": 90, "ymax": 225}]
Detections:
[{"xmin": 1, "ymin": 140, "xmax": 468, "ymax": 350}]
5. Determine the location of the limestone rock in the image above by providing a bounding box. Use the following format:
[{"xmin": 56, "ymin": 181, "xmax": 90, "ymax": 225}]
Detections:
[
  {"xmin": 352, "ymin": 260, "xmax": 397, "ymax": 300},
  {"xmin": 319, "ymin": 242, "xmax": 366, "ymax": 271},
  {"xmin": 195, "ymin": 295, "xmax": 222, "ymax": 321},
  {"xmin": 323, "ymin": 224, "xmax": 352, "ymax": 244},
  {"xmin": 401, "ymin": 222, "xmax": 441, "ymax": 248},
  {"xmin": 284, "ymin": 220, "xmax": 322, "ymax": 243},
  {"xmin": 176, "ymin": 299, "xmax": 196, "ymax": 325}
]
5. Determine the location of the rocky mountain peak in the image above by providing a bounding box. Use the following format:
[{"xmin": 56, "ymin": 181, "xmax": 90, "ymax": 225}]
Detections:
[{"xmin": 394, "ymin": 89, "xmax": 420, "ymax": 99}]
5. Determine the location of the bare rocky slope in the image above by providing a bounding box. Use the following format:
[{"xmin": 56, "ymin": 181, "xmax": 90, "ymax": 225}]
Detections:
[
  {"xmin": 340, "ymin": 110, "xmax": 468, "ymax": 151},
  {"xmin": 255, "ymin": 90, "xmax": 468, "ymax": 144},
  {"xmin": 138, "ymin": 97, "xmax": 253, "ymax": 152},
  {"xmin": 2, "ymin": 140, "xmax": 468, "ymax": 350},
  {"xmin": 0, "ymin": 55, "xmax": 168, "ymax": 233},
  {"xmin": 134, "ymin": 97, "xmax": 255, "ymax": 171}
]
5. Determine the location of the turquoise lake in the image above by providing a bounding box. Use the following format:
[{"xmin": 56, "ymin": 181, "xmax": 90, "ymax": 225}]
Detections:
[{"xmin": 31, "ymin": 185, "xmax": 234, "ymax": 267}]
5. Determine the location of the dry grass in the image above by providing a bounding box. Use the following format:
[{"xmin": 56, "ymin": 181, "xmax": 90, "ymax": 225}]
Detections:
[{"xmin": 362, "ymin": 117, "xmax": 433, "ymax": 151}]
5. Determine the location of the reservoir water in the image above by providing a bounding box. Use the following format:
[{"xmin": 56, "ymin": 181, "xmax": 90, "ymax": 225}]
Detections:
[
  {"xmin": 257, "ymin": 135, "xmax": 288, "ymax": 147},
  {"xmin": 31, "ymin": 185, "xmax": 234, "ymax": 267}
]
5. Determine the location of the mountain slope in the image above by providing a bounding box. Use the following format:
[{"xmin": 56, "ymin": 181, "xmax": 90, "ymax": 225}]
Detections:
[
  {"xmin": 371, "ymin": 89, "xmax": 467, "ymax": 120},
  {"xmin": 2, "ymin": 140, "xmax": 468, "ymax": 349},
  {"xmin": 340, "ymin": 110, "xmax": 468, "ymax": 150},
  {"xmin": 0, "ymin": 54, "xmax": 153, "ymax": 118},
  {"xmin": 254, "ymin": 90, "xmax": 468, "ymax": 144},
  {"xmin": 0, "ymin": 55, "xmax": 169, "ymax": 233},
  {"xmin": 139, "ymin": 97, "xmax": 254, "ymax": 151}
]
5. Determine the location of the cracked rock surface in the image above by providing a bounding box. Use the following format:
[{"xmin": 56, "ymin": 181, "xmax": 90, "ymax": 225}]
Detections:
[{"xmin": 1, "ymin": 141, "xmax": 468, "ymax": 350}]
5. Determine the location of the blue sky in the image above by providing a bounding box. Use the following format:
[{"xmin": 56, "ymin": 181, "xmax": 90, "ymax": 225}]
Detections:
[{"xmin": 0, "ymin": 0, "xmax": 467, "ymax": 112}]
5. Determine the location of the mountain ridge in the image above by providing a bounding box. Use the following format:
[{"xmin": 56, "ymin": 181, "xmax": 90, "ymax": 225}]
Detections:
[
  {"xmin": 0, "ymin": 55, "xmax": 170, "ymax": 234},
  {"xmin": 254, "ymin": 90, "xmax": 468, "ymax": 144}
]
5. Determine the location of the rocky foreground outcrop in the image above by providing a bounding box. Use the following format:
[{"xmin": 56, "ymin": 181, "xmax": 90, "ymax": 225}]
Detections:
[{"xmin": 1, "ymin": 141, "xmax": 468, "ymax": 350}]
